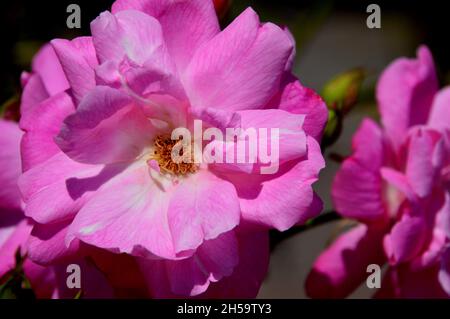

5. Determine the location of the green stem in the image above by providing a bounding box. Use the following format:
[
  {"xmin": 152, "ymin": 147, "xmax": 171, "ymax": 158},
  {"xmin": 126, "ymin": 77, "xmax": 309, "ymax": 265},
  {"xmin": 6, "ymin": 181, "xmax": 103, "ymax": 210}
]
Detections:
[{"xmin": 269, "ymin": 211, "xmax": 341, "ymax": 251}]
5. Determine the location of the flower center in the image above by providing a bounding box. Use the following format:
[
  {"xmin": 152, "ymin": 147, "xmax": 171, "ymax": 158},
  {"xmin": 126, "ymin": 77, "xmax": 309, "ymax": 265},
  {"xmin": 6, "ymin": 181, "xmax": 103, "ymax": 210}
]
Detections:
[{"xmin": 150, "ymin": 134, "xmax": 198, "ymax": 176}]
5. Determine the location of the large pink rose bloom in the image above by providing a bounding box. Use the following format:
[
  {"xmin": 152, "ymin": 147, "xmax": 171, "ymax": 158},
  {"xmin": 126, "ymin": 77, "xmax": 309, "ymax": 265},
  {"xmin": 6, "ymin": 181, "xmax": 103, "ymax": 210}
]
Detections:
[
  {"xmin": 306, "ymin": 46, "xmax": 450, "ymax": 298},
  {"xmin": 19, "ymin": 0, "xmax": 327, "ymax": 297}
]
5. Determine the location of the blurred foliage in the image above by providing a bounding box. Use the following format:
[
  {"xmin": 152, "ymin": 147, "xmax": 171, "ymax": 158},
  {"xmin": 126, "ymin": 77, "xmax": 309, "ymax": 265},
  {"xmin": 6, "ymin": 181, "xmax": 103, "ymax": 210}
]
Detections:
[
  {"xmin": 0, "ymin": 94, "xmax": 21, "ymax": 121},
  {"xmin": 14, "ymin": 41, "xmax": 44, "ymax": 69},
  {"xmin": 0, "ymin": 250, "xmax": 35, "ymax": 299},
  {"xmin": 74, "ymin": 290, "xmax": 83, "ymax": 299},
  {"xmin": 270, "ymin": 211, "xmax": 340, "ymax": 251}
]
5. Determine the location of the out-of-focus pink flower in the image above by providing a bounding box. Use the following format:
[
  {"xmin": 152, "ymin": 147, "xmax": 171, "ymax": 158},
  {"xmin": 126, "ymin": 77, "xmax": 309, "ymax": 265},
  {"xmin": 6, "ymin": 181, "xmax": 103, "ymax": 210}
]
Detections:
[
  {"xmin": 306, "ymin": 46, "xmax": 450, "ymax": 298},
  {"xmin": 0, "ymin": 118, "xmax": 117, "ymax": 299},
  {"xmin": 0, "ymin": 119, "xmax": 56, "ymax": 298},
  {"xmin": 18, "ymin": 0, "xmax": 327, "ymax": 298}
]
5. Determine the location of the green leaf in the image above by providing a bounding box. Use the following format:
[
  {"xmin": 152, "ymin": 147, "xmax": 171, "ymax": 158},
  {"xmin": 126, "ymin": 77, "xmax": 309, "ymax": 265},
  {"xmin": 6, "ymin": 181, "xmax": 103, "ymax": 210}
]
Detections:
[{"xmin": 74, "ymin": 290, "xmax": 83, "ymax": 299}]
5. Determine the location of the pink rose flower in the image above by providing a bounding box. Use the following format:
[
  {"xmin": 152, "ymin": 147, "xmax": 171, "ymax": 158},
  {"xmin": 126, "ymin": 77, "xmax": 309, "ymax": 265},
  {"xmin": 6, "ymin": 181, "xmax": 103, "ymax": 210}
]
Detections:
[
  {"xmin": 18, "ymin": 44, "xmax": 152, "ymax": 299},
  {"xmin": 19, "ymin": 0, "xmax": 327, "ymax": 298},
  {"xmin": 306, "ymin": 46, "xmax": 450, "ymax": 298}
]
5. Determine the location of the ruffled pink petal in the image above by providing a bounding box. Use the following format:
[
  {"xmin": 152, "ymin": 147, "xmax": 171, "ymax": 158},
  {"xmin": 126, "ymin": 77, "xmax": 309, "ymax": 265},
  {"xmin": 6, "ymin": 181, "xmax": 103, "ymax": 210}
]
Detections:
[
  {"xmin": 55, "ymin": 86, "xmax": 154, "ymax": 164},
  {"xmin": 238, "ymin": 109, "xmax": 307, "ymax": 165},
  {"xmin": 140, "ymin": 231, "xmax": 238, "ymax": 297},
  {"xmin": 207, "ymin": 109, "xmax": 307, "ymax": 174},
  {"xmin": 19, "ymin": 152, "xmax": 120, "ymax": 224},
  {"xmin": 139, "ymin": 93, "xmax": 188, "ymax": 127},
  {"xmin": 167, "ymin": 170, "xmax": 240, "ymax": 253},
  {"xmin": 20, "ymin": 74, "xmax": 50, "ymax": 114},
  {"xmin": 30, "ymin": 43, "xmax": 69, "ymax": 96},
  {"xmin": 20, "ymin": 92, "xmax": 75, "ymax": 171},
  {"xmin": 226, "ymin": 136, "xmax": 324, "ymax": 230},
  {"xmin": 184, "ymin": 8, "xmax": 293, "ymax": 112},
  {"xmin": 428, "ymin": 87, "xmax": 450, "ymax": 132},
  {"xmin": 332, "ymin": 119, "xmax": 386, "ymax": 222},
  {"xmin": 193, "ymin": 107, "xmax": 241, "ymax": 131},
  {"xmin": 111, "ymin": 0, "xmax": 220, "ymax": 70},
  {"xmin": 376, "ymin": 46, "xmax": 438, "ymax": 146},
  {"xmin": 51, "ymin": 37, "xmax": 98, "ymax": 104},
  {"xmin": 91, "ymin": 10, "xmax": 181, "ymax": 101},
  {"xmin": 410, "ymin": 191, "xmax": 449, "ymax": 270},
  {"xmin": 26, "ymin": 220, "xmax": 80, "ymax": 265},
  {"xmin": 0, "ymin": 120, "xmax": 23, "ymax": 210},
  {"xmin": 119, "ymin": 59, "xmax": 186, "ymax": 101},
  {"xmin": 20, "ymin": 43, "xmax": 70, "ymax": 114},
  {"xmin": 91, "ymin": 10, "xmax": 167, "ymax": 66},
  {"xmin": 202, "ymin": 231, "xmax": 269, "ymax": 298},
  {"xmin": 305, "ymin": 224, "xmax": 386, "ymax": 299},
  {"xmin": 384, "ymin": 213, "xmax": 428, "ymax": 265},
  {"xmin": 296, "ymin": 192, "xmax": 325, "ymax": 225},
  {"xmin": 276, "ymin": 77, "xmax": 328, "ymax": 142},
  {"xmin": 405, "ymin": 128, "xmax": 443, "ymax": 198},
  {"xmin": 67, "ymin": 163, "xmax": 176, "ymax": 259},
  {"xmin": 380, "ymin": 167, "xmax": 416, "ymax": 204}
]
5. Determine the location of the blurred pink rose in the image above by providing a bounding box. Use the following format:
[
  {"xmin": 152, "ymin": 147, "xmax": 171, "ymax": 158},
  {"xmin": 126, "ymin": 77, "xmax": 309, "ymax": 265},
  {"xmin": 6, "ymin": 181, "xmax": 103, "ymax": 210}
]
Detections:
[
  {"xmin": 0, "ymin": 119, "xmax": 55, "ymax": 298},
  {"xmin": 18, "ymin": 0, "xmax": 327, "ymax": 298},
  {"xmin": 306, "ymin": 46, "xmax": 450, "ymax": 298},
  {"xmin": 0, "ymin": 117, "xmax": 118, "ymax": 299}
]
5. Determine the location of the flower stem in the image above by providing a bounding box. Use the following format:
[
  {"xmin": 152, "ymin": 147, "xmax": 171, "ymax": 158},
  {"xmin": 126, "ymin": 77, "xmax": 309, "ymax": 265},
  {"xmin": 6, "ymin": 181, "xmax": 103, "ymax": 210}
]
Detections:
[{"xmin": 269, "ymin": 211, "xmax": 341, "ymax": 251}]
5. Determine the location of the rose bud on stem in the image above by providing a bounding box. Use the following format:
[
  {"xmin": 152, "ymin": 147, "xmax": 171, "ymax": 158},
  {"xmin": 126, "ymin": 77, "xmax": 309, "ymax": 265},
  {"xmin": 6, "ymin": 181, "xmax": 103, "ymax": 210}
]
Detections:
[{"xmin": 321, "ymin": 68, "xmax": 366, "ymax": 149}]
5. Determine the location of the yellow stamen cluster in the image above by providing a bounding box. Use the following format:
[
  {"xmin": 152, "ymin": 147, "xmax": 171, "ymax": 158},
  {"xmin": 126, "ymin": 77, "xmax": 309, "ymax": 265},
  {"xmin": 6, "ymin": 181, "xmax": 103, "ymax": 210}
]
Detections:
[{"xmin": 151, "ymin": 135, "xmax": 198, "ymax": 176}]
